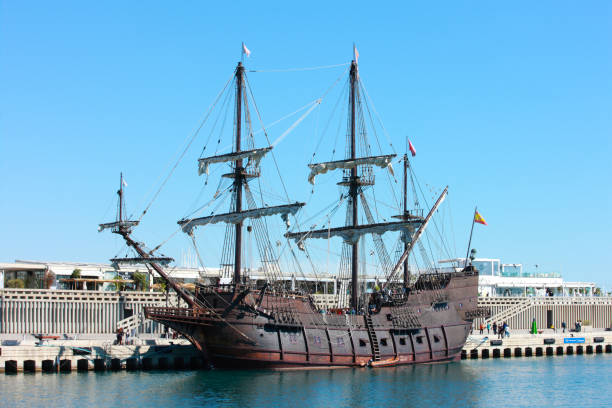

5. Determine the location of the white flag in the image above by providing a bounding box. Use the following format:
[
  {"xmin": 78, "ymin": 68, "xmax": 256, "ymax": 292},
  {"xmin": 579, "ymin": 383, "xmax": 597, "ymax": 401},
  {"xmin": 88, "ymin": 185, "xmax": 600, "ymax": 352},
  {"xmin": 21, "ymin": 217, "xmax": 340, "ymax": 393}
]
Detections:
[
  {"xmin": 122, "ymin": 179, "xmax": 128, "ymax": 187},
  {"xmin": 242, "ymin": 43, "xmax": 251, "ymax": 58},
  {"xmin": 353, "ymin": 44, "xmax": 359, "ymax": 63}
]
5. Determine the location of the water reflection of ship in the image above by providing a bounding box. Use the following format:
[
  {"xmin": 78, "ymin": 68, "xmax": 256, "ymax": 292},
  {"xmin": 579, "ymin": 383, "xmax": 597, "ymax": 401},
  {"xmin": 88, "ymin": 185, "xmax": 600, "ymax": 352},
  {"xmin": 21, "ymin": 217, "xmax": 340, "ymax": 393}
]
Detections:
[{"xmin": 99, "ymin": 49, "xmax": 481, "ymax": 369}]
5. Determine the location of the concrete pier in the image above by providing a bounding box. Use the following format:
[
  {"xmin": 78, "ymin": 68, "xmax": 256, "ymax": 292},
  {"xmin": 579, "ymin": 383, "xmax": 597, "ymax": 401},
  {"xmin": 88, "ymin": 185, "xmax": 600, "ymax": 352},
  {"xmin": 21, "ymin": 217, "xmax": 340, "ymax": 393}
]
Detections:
[
  {"xmin": 461, "ymin": 330, "xmax": 612, "ymax": 360},
  {"xmin": 0, "ymin": 336, "xmax": 202, "ymax": 373}
]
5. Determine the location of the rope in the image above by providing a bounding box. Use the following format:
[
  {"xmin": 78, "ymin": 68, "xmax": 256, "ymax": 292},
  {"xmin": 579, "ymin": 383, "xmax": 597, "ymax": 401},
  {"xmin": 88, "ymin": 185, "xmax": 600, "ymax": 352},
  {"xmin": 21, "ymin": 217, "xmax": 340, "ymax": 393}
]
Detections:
[
  {"xmin": 137, "ymin": 73, "xmax": 234, "ymax": 223},
  {"xmin": 249, "ymin": 62, "xmax": 350, "ymax": 73}
]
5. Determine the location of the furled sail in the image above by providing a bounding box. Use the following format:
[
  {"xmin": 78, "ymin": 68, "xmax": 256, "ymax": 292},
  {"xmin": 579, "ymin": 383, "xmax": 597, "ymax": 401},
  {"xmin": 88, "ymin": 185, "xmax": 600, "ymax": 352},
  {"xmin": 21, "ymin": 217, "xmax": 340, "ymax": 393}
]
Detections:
[
  {"xmin": 198, "ymin": 147, "xmax": 273, "ymax": 175},
  {"xmin": 179, "ymin": 202, "xmax": 305, "ymax": 234},
  {"xmin": 98, "ymin": 220, "xmax": 139, "ymax": 232},
  {"xmin": 285, "ymin": 220, "xmax": 421, "ymax": 244},
  {"xmin": 307, "ymin": 154, "xmax": 396, "ymax": 184}
]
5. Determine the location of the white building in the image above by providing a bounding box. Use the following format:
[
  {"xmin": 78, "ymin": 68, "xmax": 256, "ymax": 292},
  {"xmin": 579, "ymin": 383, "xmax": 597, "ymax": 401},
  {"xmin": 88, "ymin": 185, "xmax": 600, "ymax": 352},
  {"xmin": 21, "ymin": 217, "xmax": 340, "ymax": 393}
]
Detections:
[
  {"xmin": 439, "ymin": 258, "xmax": 596, "ymax": 297},
  {"xmin": 1, "ymin": 257, "xmax": 598, "ymax": 299}
]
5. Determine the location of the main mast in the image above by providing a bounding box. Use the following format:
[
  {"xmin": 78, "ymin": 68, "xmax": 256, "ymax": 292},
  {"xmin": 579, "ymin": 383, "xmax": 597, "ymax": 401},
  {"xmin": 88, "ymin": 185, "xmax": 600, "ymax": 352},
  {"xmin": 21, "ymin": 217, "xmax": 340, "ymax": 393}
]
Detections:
[
  {"xmin": 349, "ymin": 61, "xmax": 359, "ymax": 310},
  {"xmin": 234, "ymin": 62, "xmax": 244, "ymax": 287}
]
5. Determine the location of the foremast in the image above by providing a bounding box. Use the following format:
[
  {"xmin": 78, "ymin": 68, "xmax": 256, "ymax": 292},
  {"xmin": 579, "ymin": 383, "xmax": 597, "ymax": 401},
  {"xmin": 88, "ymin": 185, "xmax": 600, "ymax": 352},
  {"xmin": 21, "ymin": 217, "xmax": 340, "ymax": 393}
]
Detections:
[
  {"xmin": 233, "ymin": 62, "xmax": 245, "ymax": 287},
  {"xmin": 348, "ymin": 61, "xmax": 359, "ymax": 310},
  {"xmin": 178, "ymin": 61, "xmax": 305, "ymax": 291}
]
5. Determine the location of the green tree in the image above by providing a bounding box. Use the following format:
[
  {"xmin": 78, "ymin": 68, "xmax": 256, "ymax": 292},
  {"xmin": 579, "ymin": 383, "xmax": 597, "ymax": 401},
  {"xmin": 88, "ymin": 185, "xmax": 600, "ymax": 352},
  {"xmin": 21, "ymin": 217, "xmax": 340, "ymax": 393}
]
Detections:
[
  {"xmin": 110, "ymin": 274, "xmax": 126, "ymax": 292},
  {"xmin": 133, "ymin": 271, "xmax": 148, "ymax": 291},
  {"xmin": 153, "ymin": 277, "xmax": 166, "ymax": 292},
  {"xmin": 71, "ymin": 268, "xmax": 83, "ymax": 290},
  {"xmin": 6, "ymin": 278, "xmax": 25, "ymax": 288}
]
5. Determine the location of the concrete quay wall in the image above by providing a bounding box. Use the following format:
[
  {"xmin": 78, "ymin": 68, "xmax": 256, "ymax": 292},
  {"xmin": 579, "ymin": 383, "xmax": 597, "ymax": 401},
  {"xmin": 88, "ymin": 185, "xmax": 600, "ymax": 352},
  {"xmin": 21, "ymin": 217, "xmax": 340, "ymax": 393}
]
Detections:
[
  {"xmin": 0, "ymin": 339, "xmax": 202, "ymax": 373},
  {"xmin": 461, "ymin": 331, "xmax": 612, "ymax": 359}
]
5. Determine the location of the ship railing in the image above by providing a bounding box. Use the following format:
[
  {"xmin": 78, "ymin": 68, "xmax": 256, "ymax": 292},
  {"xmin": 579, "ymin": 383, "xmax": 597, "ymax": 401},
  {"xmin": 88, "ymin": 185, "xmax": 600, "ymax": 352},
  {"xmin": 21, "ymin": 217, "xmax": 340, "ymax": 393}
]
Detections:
[{"xmin": 145, "ymin": 306, "xmax": 217, "ymax": 320}]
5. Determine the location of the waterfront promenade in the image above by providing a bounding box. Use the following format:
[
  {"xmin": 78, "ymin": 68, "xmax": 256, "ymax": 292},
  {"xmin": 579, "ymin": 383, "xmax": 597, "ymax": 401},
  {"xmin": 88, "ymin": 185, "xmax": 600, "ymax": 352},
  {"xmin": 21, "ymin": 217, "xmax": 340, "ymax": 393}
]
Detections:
[{"xmin": 463, "ymin": 329, "xmax": 611, "ymax": 359}]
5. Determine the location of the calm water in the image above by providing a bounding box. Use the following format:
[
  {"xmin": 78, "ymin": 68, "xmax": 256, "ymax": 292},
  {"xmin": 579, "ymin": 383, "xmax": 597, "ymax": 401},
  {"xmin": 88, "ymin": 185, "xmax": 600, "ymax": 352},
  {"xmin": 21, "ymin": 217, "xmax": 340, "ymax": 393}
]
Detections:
[{"xmin": 2, "ymin": 355, "xmax": 610, "ymax": 407}]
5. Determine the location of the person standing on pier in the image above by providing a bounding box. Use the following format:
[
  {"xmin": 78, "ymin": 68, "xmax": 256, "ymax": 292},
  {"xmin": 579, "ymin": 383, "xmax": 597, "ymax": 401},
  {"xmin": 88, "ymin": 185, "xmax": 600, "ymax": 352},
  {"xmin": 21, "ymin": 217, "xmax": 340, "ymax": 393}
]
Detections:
[
  {"xmin": 487, "ymin": 323, "xmax": 491, "ymax": 334},
  {"xmin": 493, "ymin": 322, "xmax": 497, "ymax": 335},
  {"xmin": 562, "ymin": 321, "xmax": 567, "ymax": 333}
]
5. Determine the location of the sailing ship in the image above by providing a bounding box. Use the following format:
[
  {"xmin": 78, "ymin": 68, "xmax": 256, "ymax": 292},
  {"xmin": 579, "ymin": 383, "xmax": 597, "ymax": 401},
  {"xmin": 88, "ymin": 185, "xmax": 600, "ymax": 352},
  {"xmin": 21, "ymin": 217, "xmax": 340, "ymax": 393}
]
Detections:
[{"xmin": 100, "ymin": 51, "xmax": 487, "ymax": 368}]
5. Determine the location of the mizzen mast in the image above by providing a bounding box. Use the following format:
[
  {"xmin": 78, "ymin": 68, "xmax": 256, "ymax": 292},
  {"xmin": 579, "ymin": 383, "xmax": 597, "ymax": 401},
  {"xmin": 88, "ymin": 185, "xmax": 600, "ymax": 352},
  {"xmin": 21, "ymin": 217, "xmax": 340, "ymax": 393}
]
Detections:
[{"xmin": 403, "ymin": 155, "xmax": 409, "ymax": 287}]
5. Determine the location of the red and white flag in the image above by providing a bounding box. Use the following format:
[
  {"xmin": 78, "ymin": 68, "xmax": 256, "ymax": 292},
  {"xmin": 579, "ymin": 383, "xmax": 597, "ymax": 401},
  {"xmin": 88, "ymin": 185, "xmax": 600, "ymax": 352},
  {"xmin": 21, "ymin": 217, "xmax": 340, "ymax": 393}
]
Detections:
[
  {"xmin": 353, "ymin": 44, "xmax": 359, "ymax": 63},
  {"xmin": 408, "ymin": 139, "xmax": 416, "ymax": 157},
  {"xmin": 242, "ymin": 43, "xmax": 251, "ymax": 58}
]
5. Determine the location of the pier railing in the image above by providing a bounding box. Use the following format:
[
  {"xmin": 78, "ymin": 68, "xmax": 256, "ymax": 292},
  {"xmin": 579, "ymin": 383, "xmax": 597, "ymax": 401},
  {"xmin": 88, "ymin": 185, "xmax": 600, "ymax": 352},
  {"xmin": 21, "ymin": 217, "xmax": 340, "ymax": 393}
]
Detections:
[
  {"xmin": 475, "ymin": 296, "xmax": 612, "ymax": 330},
  {"xmin": 0, "ymin": 288, "xmax": 178, "ymax": 335},
  {"xmin": 3, "ymin": 289, "xmax": 612, "ymax": 334}
]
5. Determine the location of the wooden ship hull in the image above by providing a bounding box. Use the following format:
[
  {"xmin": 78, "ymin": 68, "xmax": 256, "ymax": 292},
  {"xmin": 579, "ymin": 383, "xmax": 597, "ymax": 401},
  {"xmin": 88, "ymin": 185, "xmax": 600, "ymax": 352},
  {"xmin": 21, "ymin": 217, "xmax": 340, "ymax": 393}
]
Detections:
[{"xmin": 145, "ymin": 270, "xmax": 480, "ymax": 368}]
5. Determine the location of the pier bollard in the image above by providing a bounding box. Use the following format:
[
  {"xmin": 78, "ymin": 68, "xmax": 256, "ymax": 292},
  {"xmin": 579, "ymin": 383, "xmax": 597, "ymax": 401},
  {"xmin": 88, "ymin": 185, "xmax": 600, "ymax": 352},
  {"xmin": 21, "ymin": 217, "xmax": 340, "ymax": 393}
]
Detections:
[
  {"xmin": 157, "ymin": 357, "xmax": 169, "ymax": 369},
  {"xmin": 514, "ymin": 348, "xmax": 522, "ymax": 357},
  {"xmin": 77, "ymin": 359, "xmax": 89, "ymax": 372},
  {"xmin": 110, "ymin": 358, "xmax": 121, "ymax": 371},
  {"xmin": 5, "ymin": 360, "xmax": 18, "ymax": 373},
  {"xmin": 556, "ymin": 346, "xmax": 564, "ymax": 355},
  {"xmin": 492, "ymin": 349, "xmax": 500, "ymax": 358},
  {"xmin": 461, "ymin": 350, "xmax": 467, "ymax": 360},
  {"xmin": 503, "ymin": 348, "xmax": 511, "ymax": 358},
  {"xmin": 41, "ymin": 359, "xmax": 55, "ymax": 372},
  {"xmin": 566, "ymin": 346, "xmax": 574, "ymax": 355},
  {"xmin": 59, "ymin": 359, "xmax": 72, "ymax": 373},
  {"xmin": 606, "ymin": 345, "xmax": 612, "ymax": 353},
  {"xmin": 586, "ymin": 345, "xmax": 593, "ymax": 354},
  {"xmin": 546, "ymin": 347, "xmax": 554, "ymax": 356},
  {"xmin": 577, "ymin": 346, "xmax": 584, "ymax": 355},
  {"xmin": 126, "ymin": 358, "xmax": 139, "ymax": 371},
  {"xmin": 93, "ymin": 359, "xmax": 106, "ymax": 371},
  {"xmin": 23, "ymin": 360, "xmax": 36, "ymax": 373},
  {"xmin": 481, "ymin": 349, "xmax": 489, "ymax": 359},
  {"xmin": 189, "ymin": 356, "xmax": 203, "ymax": 369},
  {"xmin": 596, "ymin": 345, "xmax": 603, "ymax": 354},
  {"xmin": 142, "ymin": 358, "xmax": 153, "ymax": 370},
  {"xmin": 173, "ymin": 357, "xmax": 185, "ymax": 370},
  {"xmin": 535, "ymin": 347, "xmax": 543, "ymax": 357},
  {"xmin": 525, "ymin": 347, "xmax": 533, "ymax": 357}
]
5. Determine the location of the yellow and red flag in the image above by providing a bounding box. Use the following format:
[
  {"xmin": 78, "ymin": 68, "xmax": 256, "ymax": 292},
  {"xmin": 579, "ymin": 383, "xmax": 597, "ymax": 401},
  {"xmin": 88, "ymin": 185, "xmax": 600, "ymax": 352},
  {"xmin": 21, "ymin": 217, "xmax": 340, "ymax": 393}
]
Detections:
[{"xmin": 474, "ymin": 211, "xmax": 487, "ymax": 226}]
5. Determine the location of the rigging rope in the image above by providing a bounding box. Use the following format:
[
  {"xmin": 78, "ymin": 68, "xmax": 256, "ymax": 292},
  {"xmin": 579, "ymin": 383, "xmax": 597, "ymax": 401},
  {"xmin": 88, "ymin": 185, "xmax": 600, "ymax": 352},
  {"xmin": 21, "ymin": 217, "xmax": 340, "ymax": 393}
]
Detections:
[
  {"xmin": 136, "ymin": 73, "xmax": 234, "ymax": 223},
  {"xmin": 249, "ymin": 62, "xmax": 350, "ymax": 73}
]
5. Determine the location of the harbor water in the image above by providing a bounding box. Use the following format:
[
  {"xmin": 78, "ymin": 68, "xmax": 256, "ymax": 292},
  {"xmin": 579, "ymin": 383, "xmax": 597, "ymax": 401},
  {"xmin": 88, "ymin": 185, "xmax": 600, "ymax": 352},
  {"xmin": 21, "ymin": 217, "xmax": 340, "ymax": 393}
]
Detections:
[{"xmin": 2, "ymin": 355, "xmax": 609, "ymax": 407}]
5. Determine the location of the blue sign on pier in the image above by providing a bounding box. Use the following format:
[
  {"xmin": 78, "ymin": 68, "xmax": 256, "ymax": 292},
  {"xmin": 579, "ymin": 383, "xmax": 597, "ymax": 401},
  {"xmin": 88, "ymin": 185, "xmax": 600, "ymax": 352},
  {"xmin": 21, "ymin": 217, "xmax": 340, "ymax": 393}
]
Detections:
[{"xmin": 564, "ymin": 337, "xmax": 585, "ymax": 344}]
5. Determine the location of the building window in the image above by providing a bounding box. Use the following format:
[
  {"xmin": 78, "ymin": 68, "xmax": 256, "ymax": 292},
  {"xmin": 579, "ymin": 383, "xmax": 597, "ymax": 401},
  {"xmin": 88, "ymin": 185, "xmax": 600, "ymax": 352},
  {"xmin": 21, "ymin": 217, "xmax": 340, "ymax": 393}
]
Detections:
[
  {"xmin": 380, "ymin": 338, "xmax": 388, "ymax": 346},
  {"xmin": 416, "ymin": 336, "xmax": 424, "ymax": 344},
  {"xmin": 399, "ymin": 338, "xmax": 406, "ymax": 345},
  {"xmin": 359, "ymin": 339, "xmax": 367, "ymax": 347}
]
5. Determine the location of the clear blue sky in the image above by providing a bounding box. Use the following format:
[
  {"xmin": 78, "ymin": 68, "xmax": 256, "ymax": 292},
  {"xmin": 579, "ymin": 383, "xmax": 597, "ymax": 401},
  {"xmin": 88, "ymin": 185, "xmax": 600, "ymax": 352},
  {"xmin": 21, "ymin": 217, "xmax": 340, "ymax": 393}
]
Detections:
[{"xmin": 1, "ymin": 2, "xmax": 610, "ymax": 287}]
